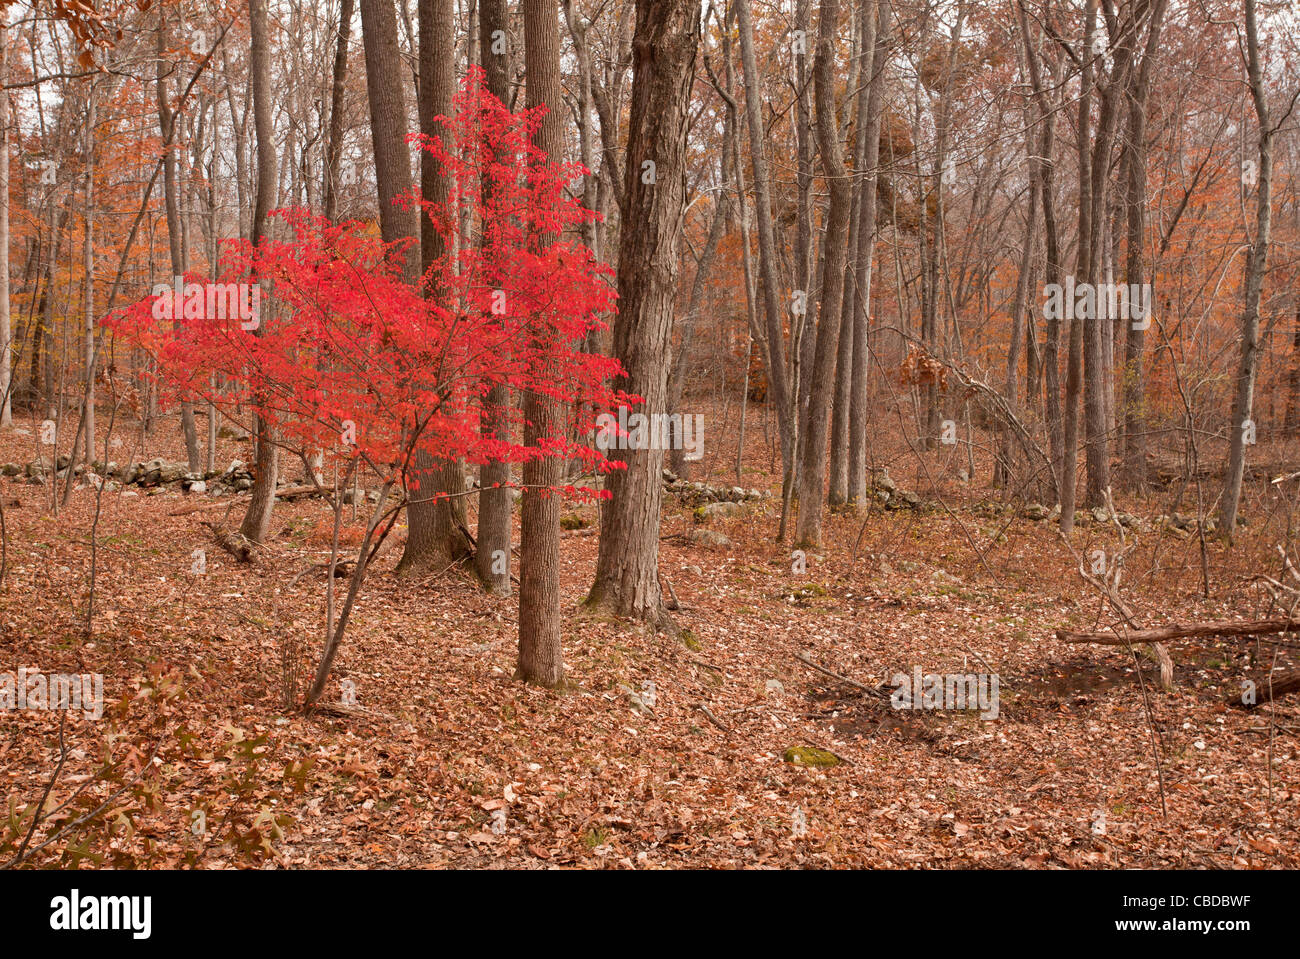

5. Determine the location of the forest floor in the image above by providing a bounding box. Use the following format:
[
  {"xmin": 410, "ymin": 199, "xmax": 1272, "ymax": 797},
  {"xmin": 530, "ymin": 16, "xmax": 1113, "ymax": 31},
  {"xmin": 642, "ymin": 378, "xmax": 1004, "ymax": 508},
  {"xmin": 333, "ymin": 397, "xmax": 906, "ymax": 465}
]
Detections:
[{"xmin": 3, "ymin": 403, "xmax": 1300, "ymax": 868}]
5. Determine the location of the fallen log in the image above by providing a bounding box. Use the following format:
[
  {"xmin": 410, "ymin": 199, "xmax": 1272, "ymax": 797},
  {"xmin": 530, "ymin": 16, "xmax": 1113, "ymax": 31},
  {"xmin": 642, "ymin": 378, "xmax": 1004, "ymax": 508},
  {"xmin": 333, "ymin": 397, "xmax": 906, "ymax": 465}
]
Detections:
[
  {"xmin": 1057, "ymin": 618, "xmax": 1300, "ymax": 645},
  {"xmin": 1228, "ymin": 668, "xmax": 1300, "ymax": 709},
  {"xmin": 201, "ymin": 522, "xmax": 255, "ymax": 563}
]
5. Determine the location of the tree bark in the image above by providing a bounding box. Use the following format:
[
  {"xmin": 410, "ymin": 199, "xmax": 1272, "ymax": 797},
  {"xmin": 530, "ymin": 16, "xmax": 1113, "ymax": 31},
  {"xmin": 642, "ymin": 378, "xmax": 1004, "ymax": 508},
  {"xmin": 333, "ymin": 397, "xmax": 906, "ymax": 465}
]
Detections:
[
  {"xmin": 587, "ymin": 0, "xmax": 699, "ymax": 625},
  {"xmin": 323, "ymin": 0, "xmax": 355, "ymax": 222},
  {"xmin": 398, "ymin": 0, "xmax": 476, "ymax": 577},
  {"xmin": 474, "ymin": 0, "xmax": 514, "ymax": 595},
  {"xmin": 848, "ymin": 0, "xmax": 888, "ymax": 504},
  {"xmin": 793, "ymin": 0, "xmax": 853, "ymax": 549},
  {"xmin": 156, "ymin": 7, "xmax": 202, "ymax": 473},
  {"xmin": 239, "ymin": 0, "xmax": 281, "ymax": 545},
  {"xmin": 1220, "ymin": 0, "xmax": 1274, "ymax": 536},
  {"xmin": 517, "ymin": 0, "xmax": 568, "ymax": 687},
  {"xmin": 734, "ymin": 0, "xmax": 795, "ymax": 536}
]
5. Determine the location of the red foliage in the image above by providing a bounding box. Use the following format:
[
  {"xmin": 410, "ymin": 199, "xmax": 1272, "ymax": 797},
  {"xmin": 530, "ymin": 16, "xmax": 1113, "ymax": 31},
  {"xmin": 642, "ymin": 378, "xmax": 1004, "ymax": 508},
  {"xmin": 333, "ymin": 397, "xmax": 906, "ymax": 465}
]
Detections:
[{"xmin": 108, "ymin": 69, "xmax": 630, "ymax": 499}]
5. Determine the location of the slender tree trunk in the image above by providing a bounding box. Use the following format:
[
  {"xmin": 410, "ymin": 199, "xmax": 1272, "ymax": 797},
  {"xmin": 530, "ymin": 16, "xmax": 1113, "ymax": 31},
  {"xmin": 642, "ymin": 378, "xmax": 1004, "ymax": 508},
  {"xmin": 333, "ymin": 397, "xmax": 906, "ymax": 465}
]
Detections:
[
  {"xmin": 828, "ymin": 2, "xmax": 868, "ymax": 507},
  {"xmin": 240, "ymin": 0, "xmax": 280, "ymax": 545},
  {"xmin": 0, "ymin": 21, "xmax": 10, "ymax": 427},
  {"xmin": 156, "ymin": 8, "xmax": 202, "ymax": 472},
  {"xmin": 81, "ymin": 95, "xmax": 94, "ymax": 465},
  {"xmin": 735, "ymin": 0, "xmax": 795, "ymax": 537},
  {"xmin": 793, "ymin": 0, "xmax": 853, "ymax": 549},
  {"xmin": 323, "ymin": 0, "xmax": 355, "ymax": 222},
  {"xmin": 848, "ymin": 0, "xmax": 888, "ymax": 504},
  {"xmin": 1221, "ymin": 0, "xmax": 1274, "ymax": 536},
  {"xmin": 474, "ymin": 0, "xmax": 514, "ymax": 595}
]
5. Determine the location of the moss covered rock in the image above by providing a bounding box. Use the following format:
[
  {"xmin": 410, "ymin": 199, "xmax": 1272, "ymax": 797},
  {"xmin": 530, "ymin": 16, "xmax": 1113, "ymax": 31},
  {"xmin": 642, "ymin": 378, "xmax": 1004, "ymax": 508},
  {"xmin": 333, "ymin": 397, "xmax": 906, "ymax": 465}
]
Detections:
[{"xmin": 783, "ymin": 746, "xmax": 840, "ymax": 768}]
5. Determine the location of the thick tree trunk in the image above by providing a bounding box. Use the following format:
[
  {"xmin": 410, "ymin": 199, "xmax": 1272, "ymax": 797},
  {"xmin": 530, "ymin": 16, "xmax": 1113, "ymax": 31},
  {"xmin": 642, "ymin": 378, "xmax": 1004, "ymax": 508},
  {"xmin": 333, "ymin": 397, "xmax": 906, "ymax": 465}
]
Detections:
[
  {"xmin": 793, "ymin": 0, "xmax": 853, "ymax": 549},
  {"xmin": 587, "ymin": 0, "xmax": 698, "ymax": 625},
  {"xmin": 398, "ymin": 0, "xmax": 475, "ymax": 577},
  {"xmin": 517, "ymin": 0, "xmax": 568, "ymax": 687}
]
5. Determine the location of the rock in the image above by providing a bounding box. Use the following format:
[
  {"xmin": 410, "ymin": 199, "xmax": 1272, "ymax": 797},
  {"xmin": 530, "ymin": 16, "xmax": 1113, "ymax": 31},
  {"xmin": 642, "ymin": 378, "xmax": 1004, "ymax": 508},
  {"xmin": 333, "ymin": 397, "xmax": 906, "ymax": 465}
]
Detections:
[
  {"xmin": 662, "ymin": 469, "xmax": 678, "ymax": 484},
  {"xmin": 560, "ymin": 514, "xmax": 589, "ymax": 530},
  {"xmin": 234, "ymin": 477, "xmax": 253, "ymax": 492},
  {"xmin": 700, "ymin": 501, "xmax": 746, "ymax": 520},
  {"xmin": 0, "ymin": 463, "xmax": 20, "ymax": 477},
  {"xmin": 1091, "ymin": 507, "xmax": 1111, "ymax": 524},
  {"xmin": 783, "ymin": 746, "xmax": 840, "ymax": 768},
  {"xmin": 687, "ymin": 529, "xmax": 733, "ymax": 550},
  {"xmin": 186, "ymin": 480, "xmax": 208, "ymax": 494},
  {"xmin": 765, "ymin": 679, "xmax": 785, "ymax": 696},
  {"xmin": 870, "ymin": 469, "xmax": 896, "ymax": 492},
  {"xmin": 157, "ymin": 462, "xmax": 187, "ymax": 484},
  {"xmin": 56, "ymin": 453, "xmax": 70, "ymax": 470},
  {"xmin": 25, "ymin": 460, "xmax": 48, "ymax": 479},
  {"xmin": 1021, "ymin": 503, "xmax": 1049, "ymax": 521},
  {"xmin": 683, "ymin": 564, "xmax": 703, "ymax": 576}
]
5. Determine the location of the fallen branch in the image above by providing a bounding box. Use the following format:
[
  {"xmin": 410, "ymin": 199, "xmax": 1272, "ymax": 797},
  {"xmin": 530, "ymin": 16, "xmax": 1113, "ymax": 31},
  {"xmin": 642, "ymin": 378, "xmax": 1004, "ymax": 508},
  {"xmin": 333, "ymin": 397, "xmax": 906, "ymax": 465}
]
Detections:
[
  {"xmin": 794, "ymin": 651, "xmax": 891, "ymax": 701},
  {"xmin": 695, "ymin": 703, "xmax": 732, "ymax": 733},
  {"xmin": 1058, "ymin": 618, "xmax": 1300, "ymax": 645}
]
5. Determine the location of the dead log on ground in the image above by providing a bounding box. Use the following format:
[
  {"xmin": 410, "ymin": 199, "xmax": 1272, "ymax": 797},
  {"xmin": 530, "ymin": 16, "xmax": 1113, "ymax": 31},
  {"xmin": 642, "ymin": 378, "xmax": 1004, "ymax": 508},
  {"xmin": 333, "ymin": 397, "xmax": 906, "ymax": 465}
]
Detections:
[
  {"xmin": 1228, "ymin": 668, "xmax": 1300, "ymax": 708},
  {"xmin": 201, "ymin": 522, "xmax": 255, "ymax": 563},
  {"xmin": 1058, "ymin": 618, "xmax": 1300, "ymax": 645}
]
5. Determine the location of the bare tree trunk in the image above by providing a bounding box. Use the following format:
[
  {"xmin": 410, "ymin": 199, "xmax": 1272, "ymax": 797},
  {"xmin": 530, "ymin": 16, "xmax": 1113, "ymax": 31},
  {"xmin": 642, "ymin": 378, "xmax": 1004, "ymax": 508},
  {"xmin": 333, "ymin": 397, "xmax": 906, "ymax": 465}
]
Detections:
[
  {"xmin": 240, "ymin": 0, "xmax": 281, "ymax": 545},
  {"xmin": 828, "ymin": 1, "xmax": 868, "ymax": 508},
  {"xmin": 156, "ymin": 7, "xmax": 202, "ymax": 472},
  {"xmin": 474, "ymin": 0, "xmax": 514, "ymax": 595},
  {"xmin": 1221, "ymin": 0, "xmax": 1275, "ymax": 536},
  {"xmin": 735, "ymin": 0, "xmax": 795, "ymax": 537},
  {"xmin": 793, "ymin": 0, "xmax": 853, "ymax": 549},
  {"xmin": 587, "ymin": 0, "xmax": 698, "ymax": 625},
  {"xmin": 517, "ymin": 0, "xmax": 567, "ymax": 686},
  {"xmin": 323, "ymin": 0, "xmax": 355, "ymax": 222},
  {"xmin": 0, "ymin": 21, "xmax": 11, "ymax": 427},
  {"xmin": 81, "ymin": 95, "xmax": 94, "ymax": 465},
  {"xmin": 1121, "ymin": 0, "xmax": 1168, "ymax": 489},
  {"xmin": 848, "ymin": 0, "xmax": 888, "ymax": 504},
  {"xmin": 1059, "ymin": 0, "xmax": 1097, "ymax": 534},
  {"xmin": 398, "ymin": 0, "xmax": 476, "ymax": 576}
]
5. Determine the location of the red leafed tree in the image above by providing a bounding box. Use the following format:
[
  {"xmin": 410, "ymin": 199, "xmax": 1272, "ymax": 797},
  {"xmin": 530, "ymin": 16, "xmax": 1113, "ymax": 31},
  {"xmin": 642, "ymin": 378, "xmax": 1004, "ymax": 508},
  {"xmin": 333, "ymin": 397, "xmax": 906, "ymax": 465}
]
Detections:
[{"xmin": 108, "ymin": 69, "xmax": 626, "ymax": 706}]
